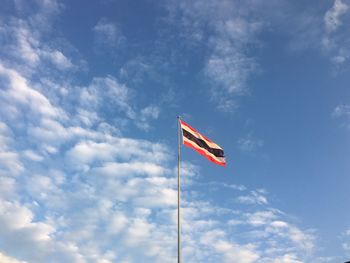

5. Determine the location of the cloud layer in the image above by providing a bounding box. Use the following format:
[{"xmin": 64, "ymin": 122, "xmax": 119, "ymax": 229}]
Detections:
[{"xmin": 0, "ymin": 0, "xmax": 348, "ymax": 262}]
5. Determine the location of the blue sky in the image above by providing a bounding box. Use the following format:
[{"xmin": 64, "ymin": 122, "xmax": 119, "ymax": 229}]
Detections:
[{"xmin": 0, "ymin": 0, "xmax": 350, "ymax": 262}]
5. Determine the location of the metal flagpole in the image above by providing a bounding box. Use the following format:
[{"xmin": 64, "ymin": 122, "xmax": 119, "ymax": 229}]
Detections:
[{"xmin": 177, "ymin": 116, "xmax": 181, "ymax": 263}]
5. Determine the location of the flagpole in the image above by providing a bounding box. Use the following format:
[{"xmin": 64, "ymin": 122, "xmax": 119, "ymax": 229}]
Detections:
[{"xmin": 177, "ymin": 116, "xmax": 181, "ymax": 263}]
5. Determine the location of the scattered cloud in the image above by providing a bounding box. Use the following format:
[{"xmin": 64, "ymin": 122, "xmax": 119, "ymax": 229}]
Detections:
[
  {"xmin": 0, "ymin": 63, "xmax": 64, "ymax": 119},
  {"xmin": 322, "ymin": 0, "xmax": 350, "ymax": 65},
  {"xmin": 342, "ymin": 228, "xmax": 350, "ymax": 256},
  {"xmin": 22, "ymin": 150, "xmax": 44, "ymax": 162},
  {"xmin": 93, "ymin": 18, "xmax": 126, "ymax": 49},
  {"xmin": 79, "ymin": 76, "xmax": 160, "ymax": 131},
  {"xmin": 0, "ymin": 251, "xmax": 25, "ymax": 263},
  {"xmin": 333, "ymin": 104, "xmax": 350, "ymax": 118},
  {"xmin": 0, "ymin": 1, "xmax": 338, "ymax": 262},
  {"xmin": 0, "ymin": 66, "xmax": 317, "ymax": 260},
  {"xmin": 204, "ymin": 18, "xmax": 261, "ymax": 111},
  {"xmin": 237, "ymin": 190, "xmax": 269, "ymax": 205},
  {"xmin": 207, "ymin": 181, "xmax": 247, "ymax": 192},
  {"xmin": 238, "ymin": 133, "xmax": 264, "ymax": 153},
  {"xmin": 0, "ymin": 20, "xmax": 74, "ymax": 71},
  {"xmin": 324, "ymin": 0, "xmax": 349, "ymax": 33},
  {"xmin": 271, "ymin": 254, "xmax": 303, "ymax": 263},
  {"xmin": 165, "ymin": 0, "xmax": 263, "ymax": 111},
  {"xmin": 333, "ymin": 104, "xmax": 350, "ymax": 129},
  {"xmin": 0, "ymin": 0, "xmax": 83, "ymax": 77},
  {"xmin": 0, "ymin": 151, "xmax": 24, "ymax": 176},
  {"xmin": 42, "ymin": 50, "xmax": 74, "ymax": 70}
]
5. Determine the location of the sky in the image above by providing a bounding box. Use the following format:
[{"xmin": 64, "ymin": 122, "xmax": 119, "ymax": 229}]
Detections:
[{"xmin": 0, "ymin": 0, "xmax": 350, "ymax": 262}]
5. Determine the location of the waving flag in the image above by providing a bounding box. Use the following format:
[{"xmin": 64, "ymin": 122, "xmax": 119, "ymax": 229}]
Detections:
[{"xmin": 180, "ymin": 120, "xmax": 226, "ymax": 166}]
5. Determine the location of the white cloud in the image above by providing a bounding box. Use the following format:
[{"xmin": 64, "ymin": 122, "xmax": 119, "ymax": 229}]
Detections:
[
  {"xmin": 0, "ymin": 63, "xmax": 64, "ymax": 119},
  {"xmin": 93, "ymin": 19, "xmax": 126, "ymax": 49},
  {"xmin": 76, "ymin": 109, "xmax": 101, "ymax": 127},
  {"xmin": 324, "ymin": 0, "xmax": 349, "ymax": 33},
  {"xmin": 238, "ymin": 133, "xmax": 264, "ymax": 153},
  {"xmin": 2, "ymin": 21, "xmax": 72, "ymax": 71},
  {"xmin": 333, "ymin": 104, "xmax": 350, "ymax": 129},
  {"xmin": 213, "ymin": 240, "xmax": 259, "ymax": 263},
  {"xmin": 22, "ymin": 150, "xmax": 44, "ymax": 162},
  {"xmin": 0, "ymin": 201, "xmax": 87, "ymax": 263},
  {"xmin": 27, "ymin": 0, "xmax": 63, "ymax": 32},
  {"xmin": 0, "ymin": 1, "xmax": 78, "ymax": 75},
  {"xmin": 207, "ymin": 181, "xmax": 247, "ymax": 191},
  {"xmin": 0, "ymin": 107, "xmax": 318, "ymax": 263},
  {"xmin": 247, "ymin": 210, "xmax": 278, "ymax": 226},
  {"xmin": 205, "ymin": 18, "xmax": 260, "ymax": 110},
  {"xmin": 14, "ymin": 24, "xmax": 41, "ymax": 65},
  {"xmin": 0, "ymin": 1, "xmax": 323, "ymax": 262},
  {"xmin": 92, "ymin": 161, "xmax": 166, "ymax": 178},
  {"xmin": 0, "ymin": 152, "xmax": 24, "ymax": 176},
  {"xmin": 166, "ymin": 0, "xmax": 262, "ymax": 110},
  {"xmin": 272, "ymin": 254, "xmax": 303, "ymax": 263},
  {"xmin": 79, "ymin": 76, "xmax": 160, "ymax": 131},
  {"xmin": 66, "ymin": 139, "xmax": 170, "ymax": 169},
  {"xmin": 333, "ymin": 104, "xmax": 350, "ymax": 118},
  {"xmin": 107, "ymin": 212, "xmax": 128, "ymax": 234},
  {"xmin": 0, "ymin": 176, "xmax": 17, "ymax": 199},
  {"xmin": 199, "ymin": 230, "xmax": 259, "ymax": 263},
  {"xmin": 0, "ymin": 54, "xmax": 172, "ymax": 262},
  {"xmin": 226, "ymin": 208, "xmax": 315, "ymax": 260},
  {"xmin": 42, "ymin": 50, "xmax": 73, "ymax": 70},
  {"xmin": 342, "ymin": 228, "xmax": 350, "ymax": 255},
  {"xmin": 0, "ymin": 122, "xmax": 13, "ymax": 149},
  {"xmin": 322, "ymin": 0, "xmax": 350, "ymax": 65},
  {"xmin": 237, "ymin": 190, "xmax": 268, "ymax": 205},
  {"xmin": 140, "ymin": 105, "xmax": 160, "ymax": 120},
  {"xmin": 0, "ymin": 252, "xmax": 26, "ymax": 263}
]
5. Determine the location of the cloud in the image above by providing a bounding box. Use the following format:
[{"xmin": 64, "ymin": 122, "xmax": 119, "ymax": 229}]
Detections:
[
  {"xmin": 324, "ymin": 0, "xmax": 349, "ymax": 33},
  {"xmin": 0, "ymin": 71, "xmax": 317, "ymax": 262},
  {"xmin": 271, "ymin": 254, "xmax": 303, "ymax": 263},
  {"xmin": 93, "ymin": 18, "xmax": 126, "ymax": 50},
  {"xmin": 0, "ymin": 200, "xmax": 85, "ymax": 263},
  {"xmin": 140, "ymin": 105, "xmax": 160, "ymax": 120},
  {"xmin": 237, "ymin": 190, "xmax": 269, "ymax": 205},
  {"xmin": 322, "ymin": 0, "xmax": 350, "ymax": 65},
  {"xmin": 165, "ymin": 0, "xmax": 263, "ymax": 110},
  {"xmin": 200, "ymin": 230, "xmax": 260, "ymax": 263},
  {"xmin": 0, "ymin": 121, "xmax": 24, "ymax": 176},
  {"xmin": 22, "ymin": 150, "xmax": 44, "ymax": 162},
  {"xmin": 204, "ymin": 18, "xmax": 261, "ymax": 111},
  {"xmin": 0, "ymin": 63, "xmax": 63, "ymax": 118},
  {"xmin": 227, "ymin": 207, "xmax": 315, "ymax": 260},
  {"xmin": 0, "ymin": 122, "xmax": 24, "ymax": 177},
  {"xmin": 25, "ymin": 0, "xmax": 63, "ymax": 32},
  {"xmin": 79, "ymin": 76, "xmax": 160, "ymax": 131},
  {"xmin": 0, "ymin": 252, "xmax": 25, "ymax": 263},
  {"xmin": 0, "ymin": 67, "xmax": 317, "ymax": 261},
  {"xmin": 0, "ymin": 57, "xmax": 170, "ymax": 262},
  {"xmin": 41, "ymin": 50, "xmax": 74, "ymax": 70},
  {"xmin": 342, "ymin": 228, "xmax": 350, "ymax": 256},
  {"xmin": 0, "ymin": 1, "xmax": 323, "ymax": 262},
  {"xmin": 0, "ymin": 176, "xmax": 17, "ymax": 199},
  {"xmin": 333, "ymin": 104, "xmax": 350, "ymax": 118},
  {"xmin": 0, "ymin": 1, "xmax": 80, "ymax": 75},
  {"xmin": 333, "ymin": 104, "xmax": 350, "ymax": 129},
  {"xmin": 238, "ymin": 133, "xmax": 264, "ymax": 153},
  {"xmin": 12, "ymin": 23, "xmax": 41, "ymax": 65},
  {"xmin": 0, "ymin": 152, "xmax": 24, "ymax": 176}
]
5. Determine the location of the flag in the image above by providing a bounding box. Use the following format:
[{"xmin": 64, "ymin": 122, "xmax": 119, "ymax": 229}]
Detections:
[{"xmin": 180, "ymin": 120, "xmax": 226, "ymax": 166}]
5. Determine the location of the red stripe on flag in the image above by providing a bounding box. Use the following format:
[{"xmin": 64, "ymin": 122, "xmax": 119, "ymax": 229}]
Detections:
[{"xmin": 183, "ymin": 141, "xmax": 226, "ymax": 167}]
